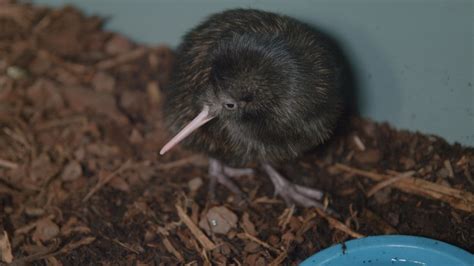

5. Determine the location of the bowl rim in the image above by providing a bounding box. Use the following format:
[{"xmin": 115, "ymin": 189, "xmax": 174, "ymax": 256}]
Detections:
[{"xmin": 300, "ymin": 235, "xmax": 473, "ymax": 266}]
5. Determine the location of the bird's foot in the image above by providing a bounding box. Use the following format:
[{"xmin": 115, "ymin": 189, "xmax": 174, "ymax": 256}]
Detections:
[
  {"xmin": 208, "ymin": 158, "xmax": 254, "ymax": 202},
  {"xmin": 262, "ymin": 164, "xmax": 327, "ymax": 210}
]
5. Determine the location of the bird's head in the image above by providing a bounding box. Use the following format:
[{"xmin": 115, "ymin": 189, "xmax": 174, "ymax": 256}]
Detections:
[{"xmin": 160, "ymin": 34, "xmax": 319, "ymax": 155}]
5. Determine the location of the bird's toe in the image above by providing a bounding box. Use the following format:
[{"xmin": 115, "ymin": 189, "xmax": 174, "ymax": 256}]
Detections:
[
  {"xmin": 277, "ymin": 184, "xmax": 327, "ymax": 210},
  {"xmin": 223, "ymin": 166, "xmax": 255, "ymax": 178}
]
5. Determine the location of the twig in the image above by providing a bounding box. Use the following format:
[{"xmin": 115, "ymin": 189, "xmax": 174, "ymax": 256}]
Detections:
[
  {"xmin": 334, "ymin": 163, "xmax": 474, "ymax": 212},
  {"xmin": 11, "ymin": 237, "xmax": 95, "ymax": 265},
  {"xmin": 162, "ymin": 237, "xmax": 184, "ymax": 262},
  {"xmin": 237, "ymin": 232, "xmax": 281, "ymax": 253},
  {"xmin": 3, "ymin": 127, "xmax": 29, "ymax": 148},
  {"xmin": 315, "ymin": 208, "xmax": 365, "ymax": 239},
  {"xmin": 9, "ymin": 239, "xmax": 60, "ymax": 265},
  {"xmin": 82, "ymin": 160, "xmax": 132, "ymax": 202},
  {"xmin": 96, "ymin": 47, "xmax": 147, "ymax": 70},
  {"xmin": 156, "ymin": 155, "xmax": 207, "ymax": 170},
  {"xmin": 269, "ymin": 250, "xmax": 288, "ymax": 266},
  {"xmin": 444, "ymin": 160, "xmax": 454, "ymax": 178},
  {"xmin": 0, "ymin": 230, "xmax": 13, "ymax": 263},
  {"xmin": 105, "ymin": 236, "xmax": 140, "ymax": 254},
  {"xmin": 353, "ymin": 135, "xmax": 366, "ymax": 151},
  {"xmin": 175, "ymin": 204, "xmax": 216, "ymax": 251},
  {"xmin": 277, "ymin": 206, "xmax": 295, "ymax": 231},
  {"xmin": 0, "ymin": 158, "xmax": 18, "ymax": 169},
  {"xmin": 367, "ymin": 170, "xmax": 415, "ymax": 197},
  {"xmin": 38, "ymin": 49, "xmax": 89, "ymax": 74},
  {"xmin": 15, "ymin": 214, "xmax": 55, "ymax": 235}
]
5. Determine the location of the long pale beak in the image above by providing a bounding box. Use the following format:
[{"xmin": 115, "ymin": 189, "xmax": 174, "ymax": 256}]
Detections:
[{"xmin": 160, "ymin": 105, "xmax": 215, "ymax": 155}]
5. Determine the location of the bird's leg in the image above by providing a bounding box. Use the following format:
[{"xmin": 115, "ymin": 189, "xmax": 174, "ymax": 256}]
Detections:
[
  {"xmin": 208, "ymin": 158, "xmax": 254, "ymax": 201},
  {"xmin": 262, "ymin": 163, "xmax": 327, "ymax": 209}
]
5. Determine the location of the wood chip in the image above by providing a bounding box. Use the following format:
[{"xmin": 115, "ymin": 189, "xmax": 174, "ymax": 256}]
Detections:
[
  {"xmin": 354, "ymin": 149, "xmax": 381, "ymax": 164},
  {"xmin": 0, "ymin": 230, "xmax": 13, "ymax": 263},
  {"xmin": 0, "ymin": 158, "xmax": 18, "ymax": 169},
  {"xmin": 96, "ymin": 47, "xmax": 147, "ymax": 70},
  {"xmin": 353, "ymin": 135, "xmax": 366, "ymax": 151},
  {"xmin": 315, "ymin": 208, "xmax": 365, "ymax": 239},
  {"xmin": 60, "ymin": 161, "xmax": 82, "ymax": 181},
  {"xmin": 146, "ymin": 81, "xmax": 161, "ymax": 105},
  {"xmin": 92, "ymin": 71, "xmax": 115, "ymax": 92},
  {"xmin": 59, "ymin": 236, "xmax": 96, "ymax": 254},
  {"xmin": 277, "ymin": 206, "xmax": 294, "ymax": 231},
  {"xmin": 237, "ymin": 232, "xmax": 280, "ymax": 253},
  {"xmin": 15, "ymin": 214, "xmax": 56, "ymax": 235},
  {"xmin": 82, "ymin": 160, "xmax": 132, "ymax": 202},
  {"xmin": 335, "ymin": 163, "xmax": 474, "ymax": 212},
  {"xmin": 32, "ymin": 217, "xmax": 60, "ymax": 242},
  {"xmin": 241, "ymin": 213, "xmax": 257, "ymax": 236},
  {"xmin": 175, "ymin": 204, "xmax": 216, "ymax": 251},
  {"xmin": 444, "ymin": 160, "xmax": 454, "ymax": 178},
  {"xmin": 268, "ymin": 251, "xmax": 287, "ymax": 266},
  {"xmin": 162, "ymin": 237, "xmax": 184, "ymax": 262},
  {"xmin": 367, "ymin": 170, "xmax": 415, "ymax": 197},
  {"xmin": 156, "ymin": 155, "xmax": 207, "ymax": 170},
  {"xmin": 188, "ymin": 177, "xmax": 203, "ymax": 192}
]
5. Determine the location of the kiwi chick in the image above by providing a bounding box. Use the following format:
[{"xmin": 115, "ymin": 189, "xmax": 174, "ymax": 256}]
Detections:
[{"xmin": 161, "ymin": 9, "xmax": 343, "ymax": 208}]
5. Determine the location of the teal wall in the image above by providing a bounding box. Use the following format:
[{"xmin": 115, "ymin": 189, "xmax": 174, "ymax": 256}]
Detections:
[{"xmin": 33, "ymin": 0, "xmax": 474, "ymax": 146}]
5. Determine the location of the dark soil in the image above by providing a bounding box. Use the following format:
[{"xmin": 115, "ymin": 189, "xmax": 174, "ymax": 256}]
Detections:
[{"xmin": 0, "ymin": 2, "xmax": 473, "ymax": 265}]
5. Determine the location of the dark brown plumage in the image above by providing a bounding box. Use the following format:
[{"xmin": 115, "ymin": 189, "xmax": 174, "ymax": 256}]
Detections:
[{"xmin": 161, "ymin": 9, "xmax": 344, "ymax": 208}]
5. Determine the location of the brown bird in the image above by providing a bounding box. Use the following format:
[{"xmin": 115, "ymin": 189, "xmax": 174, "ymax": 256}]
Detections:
[{"xmin": 160, "ymin": 9, "xmax": 343, "ymax": 208}]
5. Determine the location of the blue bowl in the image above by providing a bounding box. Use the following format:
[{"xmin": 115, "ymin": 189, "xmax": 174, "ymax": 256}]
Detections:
[{"xmin": 300, "ymin": 235, "xmax": 473, "ymax": 266}]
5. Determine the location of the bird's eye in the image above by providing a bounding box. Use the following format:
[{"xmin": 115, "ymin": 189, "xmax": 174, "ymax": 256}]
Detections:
[{"xmin": 224, "ymin": 102, "xmax": 237, "ymax": 110}]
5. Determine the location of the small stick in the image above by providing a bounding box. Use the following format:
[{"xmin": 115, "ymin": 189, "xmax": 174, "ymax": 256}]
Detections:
[
  {"xmin": 82, "ymin": 160, "xmax": 132, "ymax": 202},
  {"xmin": 0, "ymin": 230, "xmax": 13, "ymax": 263},
  {"xmin": 162, "ymin": 237, "xmax": 184, "ymax": 262},
  {"xmin": 0, "ymin": 158, "xmax": 18, "ymax": 169},
  {"xmin": 277, "ymin": 206, "xmax": 295, "ymax": 231},
  {"xmin": 156, "ymin": 155, "xmax": 207, "ymax": 170},
  {"xmin": 367, "ymin": 170, "xmax": 415, "ymax": 197},
  {"xmin": 444, "ymin": 160, "xmax": 454, "ymax": 178},
  {"xmin": 14, "ymin": 237, "xmax": 95, "ymax": 264},
  {"xmin": 315, "ymin": 208, "xmax": 365, "ymax": 239},
  {"xmin": 96, "ymin": 48, "xmax": 147, "ymax": 70},
  {"xmin": 353, "ymin": 135, "xmax": 366, "ymax": 151},
  {"xmin": 15, "ymin": 215, "xmax": 56, "ymax": 235},
  {"xmin": 269, "ymin": 250, "xmax": 288, "ymax": 266},
  {"xmin": 335, "ymin": 163, "xmax": 474, "ymax": 212},
  {"xmin": 237, "ymin": 232, "xmax": 281, "ymax": 253},
  {"xmin": 107, "ymin": 236, "xmax": 140, "ymax": 254},
  {"xmin": 175, "ymin": 204, "xmax": 216, "ymax": 251}
]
